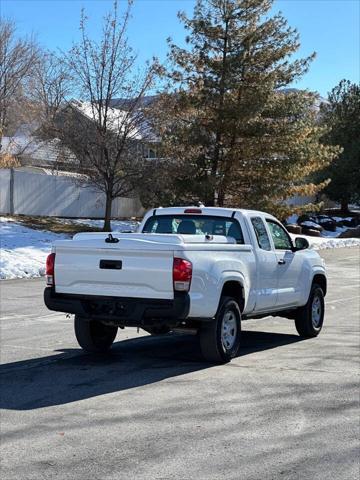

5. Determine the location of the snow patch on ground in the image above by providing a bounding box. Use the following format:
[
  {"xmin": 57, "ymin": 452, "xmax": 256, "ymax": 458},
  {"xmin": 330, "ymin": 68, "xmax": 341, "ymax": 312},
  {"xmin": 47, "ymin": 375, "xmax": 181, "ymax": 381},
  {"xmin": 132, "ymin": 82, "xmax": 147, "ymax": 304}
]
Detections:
[
  {"xmin": 287, "ymin": 213, "xmax": 359, "ymax": 239},
  {"xmin": 59, "ymin": 218, "xmax": 140, "ymax": 232},
  {"xmin": 0, "ymin": 218, "xmax": 69, "ymax": 280},
  {"xmin": 331, "ymin": 216, "xmax": 354, "ymax": 222},
  {"xmin": 290, "ymin": 233, "xmax": 360, "ymax": 250},
  {"xmin": 300, "ymin": 220, "xmax": 322, "ymax": 229},
  {"xmin": 320, "ymin": 226, "xmax": 348, "ymax": 238}
]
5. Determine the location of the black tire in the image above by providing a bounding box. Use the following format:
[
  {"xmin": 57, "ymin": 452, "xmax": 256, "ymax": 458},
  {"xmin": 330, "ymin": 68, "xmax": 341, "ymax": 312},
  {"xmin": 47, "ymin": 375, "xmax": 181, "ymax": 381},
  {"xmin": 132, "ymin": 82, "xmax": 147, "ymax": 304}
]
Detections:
[
  {"xmin": 74, "ymin": 315, "xmax": 118, "ymax": 353},
  {"xmin": 199, "ymin": 296, "xmax": 241, "ymax": 363},
  {"xmin": 295, "ymin": 283, "xmax": 325, "ymax": 338}
]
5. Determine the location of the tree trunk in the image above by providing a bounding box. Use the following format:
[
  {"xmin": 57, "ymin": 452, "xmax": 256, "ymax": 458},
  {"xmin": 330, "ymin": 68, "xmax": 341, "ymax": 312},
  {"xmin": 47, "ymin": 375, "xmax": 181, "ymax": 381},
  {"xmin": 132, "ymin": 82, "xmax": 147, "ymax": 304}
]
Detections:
[
  {"xmin": 103, "ymin": 195, "xmax": 112, "ymax": 231},
  {"xmin": 208, "ymin": 19, "xmax": 228, "ymax": 210},
  {"xmin": 204, "ymin": 187, "xmax": 216, "ymax": 207},
  {"xmin": 340, "ymin": 199, "xmax": 349, "ymax": 214},
  {"xmin": 217, "ymin": 186, "xmax": 225, "ymax": 207}
]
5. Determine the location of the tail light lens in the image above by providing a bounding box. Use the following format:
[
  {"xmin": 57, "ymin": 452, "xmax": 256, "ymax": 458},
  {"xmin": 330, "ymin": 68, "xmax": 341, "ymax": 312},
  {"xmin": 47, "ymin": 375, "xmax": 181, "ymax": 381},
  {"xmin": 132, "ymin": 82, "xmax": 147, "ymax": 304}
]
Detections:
[
  {"xmin": 173, "ymin": 257, "xmax": 192, "ymax": 292},
  {"xmin": 184, "ymin": 208, "xmax": 202, "ymax": 214},
  {"xmin": 46, "ymin": 252, "xmax": 56, "ymax": 286}
]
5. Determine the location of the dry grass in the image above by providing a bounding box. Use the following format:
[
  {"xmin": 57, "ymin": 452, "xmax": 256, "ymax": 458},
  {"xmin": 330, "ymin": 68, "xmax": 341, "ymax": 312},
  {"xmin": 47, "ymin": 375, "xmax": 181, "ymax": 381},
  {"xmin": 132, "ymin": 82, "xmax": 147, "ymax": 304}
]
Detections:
[
  {"xmin": 2, "ymin": 215, "xmax": 102, "ymax": 234},
  {"xmin": 0, "ymin": 154, "xmax": 20, "ymax": 168}
]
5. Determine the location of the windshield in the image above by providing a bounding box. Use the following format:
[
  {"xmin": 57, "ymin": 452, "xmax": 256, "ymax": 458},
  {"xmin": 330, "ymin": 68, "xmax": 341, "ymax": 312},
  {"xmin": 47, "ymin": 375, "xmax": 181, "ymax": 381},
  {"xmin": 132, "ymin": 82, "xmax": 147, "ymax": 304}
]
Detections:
[{"xmin": 142, "ymin": 215, "xmax": 244, "ymax": 244}]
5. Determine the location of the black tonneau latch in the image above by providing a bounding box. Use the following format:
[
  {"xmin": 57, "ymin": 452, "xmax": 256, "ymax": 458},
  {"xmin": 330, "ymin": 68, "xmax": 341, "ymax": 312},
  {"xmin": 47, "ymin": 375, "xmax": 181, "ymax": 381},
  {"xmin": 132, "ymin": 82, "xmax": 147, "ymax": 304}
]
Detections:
[
  {"xmin": 105, "ymin": 234, "xmax": 119, "ymax": 243},
  {"xmin": 99, "ymin": 259, "xmax": 122, "ymax": 269}
]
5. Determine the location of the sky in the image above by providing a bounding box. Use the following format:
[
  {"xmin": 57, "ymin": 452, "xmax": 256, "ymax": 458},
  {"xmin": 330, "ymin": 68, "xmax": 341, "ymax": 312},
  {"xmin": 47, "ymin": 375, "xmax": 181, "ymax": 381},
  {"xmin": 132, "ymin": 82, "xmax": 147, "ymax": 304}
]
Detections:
[{"xmin": 1, "ymin": 0, "xmax": 359, "ymax": 97}]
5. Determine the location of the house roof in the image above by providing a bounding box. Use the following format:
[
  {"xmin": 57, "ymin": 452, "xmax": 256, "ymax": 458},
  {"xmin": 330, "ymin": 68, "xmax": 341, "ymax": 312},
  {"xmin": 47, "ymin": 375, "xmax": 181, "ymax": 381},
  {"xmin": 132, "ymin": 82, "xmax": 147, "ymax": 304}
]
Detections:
[
  {"xmin": 0, "ymin": 135, "xmax": 76, "ymax": 165},
  {"xmin": 69, "ymin": 100, "xmax": 155, "ymax": 141},
  {"xmin": 109, "ymin": 95, "xmax": 159, "ymax": 109}
]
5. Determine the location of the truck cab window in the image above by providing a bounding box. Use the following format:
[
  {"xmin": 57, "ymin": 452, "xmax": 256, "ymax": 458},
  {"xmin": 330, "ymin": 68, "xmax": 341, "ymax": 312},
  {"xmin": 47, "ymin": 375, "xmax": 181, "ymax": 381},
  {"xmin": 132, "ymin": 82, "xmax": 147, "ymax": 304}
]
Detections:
[
  {"xmin": 143, "ymin": 215, "xmax": 244, "ymax": 244},
  {"xmin": 251, "ymin": 217, "xmax": 271, "ymax": 251},
  {"xmin": 266, "ymin": 220, "xmax": 293, "ymax": 250}
]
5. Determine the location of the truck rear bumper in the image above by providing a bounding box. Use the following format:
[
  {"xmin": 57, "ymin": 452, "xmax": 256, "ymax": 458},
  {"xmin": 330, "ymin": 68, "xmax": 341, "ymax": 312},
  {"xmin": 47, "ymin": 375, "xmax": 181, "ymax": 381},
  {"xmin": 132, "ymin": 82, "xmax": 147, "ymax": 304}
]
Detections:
[{"xmin": 44, "ymin": 287, "xmax": 190, "ymax": 327}]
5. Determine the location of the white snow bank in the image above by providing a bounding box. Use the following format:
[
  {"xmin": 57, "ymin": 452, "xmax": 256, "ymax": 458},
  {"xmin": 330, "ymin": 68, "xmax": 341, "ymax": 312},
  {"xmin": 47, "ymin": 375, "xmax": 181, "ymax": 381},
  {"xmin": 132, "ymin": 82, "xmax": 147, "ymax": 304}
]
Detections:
[
  {"xmin": 290, "ymin": 233, "xmax": 360, "ymax": 250},
  {"xmin": 300, "ymin": 220, "xmax": 322, "ymax": 229},
  {"xmin": 320, "ymin": 226, "xmax": 348, "ymax": 238},
  {"xmin": 331, "ymin": 216, "xmax": 354, "ymax": 222},
  {"xmin": 0, "ymin": 217, "xmax": 68, "ymax": 280},
  {"xmin": 287, "ymin": 213, "xmax": 359, "ymax": 239},
  {"xmin": 59, "ymin": 218, "xmax": 140, "ymax": 232}
]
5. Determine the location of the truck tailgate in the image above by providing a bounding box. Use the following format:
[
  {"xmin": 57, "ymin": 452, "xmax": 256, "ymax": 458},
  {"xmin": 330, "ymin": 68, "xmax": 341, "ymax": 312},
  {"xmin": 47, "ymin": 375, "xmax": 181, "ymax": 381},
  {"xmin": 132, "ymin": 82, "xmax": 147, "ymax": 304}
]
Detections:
[{"xmin": 54, "ymin": 235, "xmax": 177, "ymax": 299}]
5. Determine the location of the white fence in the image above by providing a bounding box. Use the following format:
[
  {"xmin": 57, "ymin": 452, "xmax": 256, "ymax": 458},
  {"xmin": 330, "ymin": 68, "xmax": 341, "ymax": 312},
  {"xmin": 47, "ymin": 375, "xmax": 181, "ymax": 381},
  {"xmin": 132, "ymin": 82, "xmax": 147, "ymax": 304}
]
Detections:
[
  {"xmin": 0, "ymin": 168, "xmax": 11, "ymax": 214},
  {"xmin": 0, "ymin": 169, "xmax": 144, "ymax": 218}
]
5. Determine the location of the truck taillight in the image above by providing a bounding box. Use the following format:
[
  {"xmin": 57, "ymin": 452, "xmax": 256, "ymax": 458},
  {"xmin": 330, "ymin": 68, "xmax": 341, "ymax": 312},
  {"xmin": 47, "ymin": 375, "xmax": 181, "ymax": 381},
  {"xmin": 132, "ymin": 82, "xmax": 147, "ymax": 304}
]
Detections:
[
  {"xmin": 184, "ymin": 208, "xmax": 202, "ymax": 214},
  {"xmin": 173, "ymin": 258, "xmax": 192, "ymax": 292},
  {"xmin": 46, "ymin": 252, "xmax": 55, "ymax": 286}
]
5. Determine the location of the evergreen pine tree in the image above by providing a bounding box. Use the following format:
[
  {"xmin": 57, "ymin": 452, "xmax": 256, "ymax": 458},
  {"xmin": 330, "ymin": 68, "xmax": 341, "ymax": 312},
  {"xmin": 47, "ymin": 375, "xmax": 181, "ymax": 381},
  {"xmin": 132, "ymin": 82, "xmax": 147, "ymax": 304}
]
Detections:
[
  {"xmin": 319, "ymin": 80, "xmax": 360, "ymax": 212},
  {"xmin": 153, "ymin": 0, "xmax": 339, "ymax": 218}
]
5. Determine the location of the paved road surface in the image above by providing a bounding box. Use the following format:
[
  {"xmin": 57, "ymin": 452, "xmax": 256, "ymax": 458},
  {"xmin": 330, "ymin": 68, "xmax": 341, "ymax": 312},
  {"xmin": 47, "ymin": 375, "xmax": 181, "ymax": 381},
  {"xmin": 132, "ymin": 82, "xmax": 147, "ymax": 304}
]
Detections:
[{"xmin": 0, "ymin": 248, "xmax": 359, "ymax": 480}]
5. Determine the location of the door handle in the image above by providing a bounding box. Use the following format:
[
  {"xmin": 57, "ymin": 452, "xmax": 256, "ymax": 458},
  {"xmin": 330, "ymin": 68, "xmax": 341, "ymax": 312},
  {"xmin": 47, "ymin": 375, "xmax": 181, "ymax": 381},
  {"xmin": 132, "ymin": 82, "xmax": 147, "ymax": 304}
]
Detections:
[{"xmin": 278, "ymin": 259, "xmax": 286, "ymax": 265}]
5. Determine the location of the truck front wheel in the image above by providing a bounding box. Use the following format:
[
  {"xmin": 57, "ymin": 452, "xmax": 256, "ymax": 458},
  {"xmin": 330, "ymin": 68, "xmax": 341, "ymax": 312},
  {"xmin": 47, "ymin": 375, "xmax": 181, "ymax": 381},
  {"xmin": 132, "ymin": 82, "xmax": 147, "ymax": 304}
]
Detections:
[
  {"xmin": 199, "ymin": 296, "xmax": 241, "ymax": 363},
  {"xmin": 295, "ymin": 283, "xmax": 325, "ymax": 338},
  {"xmin": 74, "ymin": 316, "xmax": 118, "ymax": 353}
]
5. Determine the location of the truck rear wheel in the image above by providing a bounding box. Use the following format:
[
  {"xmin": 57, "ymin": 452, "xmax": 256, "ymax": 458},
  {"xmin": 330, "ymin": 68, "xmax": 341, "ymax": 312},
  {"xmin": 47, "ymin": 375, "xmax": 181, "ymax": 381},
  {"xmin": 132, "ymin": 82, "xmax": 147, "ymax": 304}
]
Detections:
[
  {"xmin": 199, "ymin": 296, "xmax": 241, "ymax": 363},
  {"xmin": 295, "ymin": 283, "xmax": 325, "ymax": 338},
  {"xmin": 74, "ymin": 315, "xmax": 118, "ymax": 353}
]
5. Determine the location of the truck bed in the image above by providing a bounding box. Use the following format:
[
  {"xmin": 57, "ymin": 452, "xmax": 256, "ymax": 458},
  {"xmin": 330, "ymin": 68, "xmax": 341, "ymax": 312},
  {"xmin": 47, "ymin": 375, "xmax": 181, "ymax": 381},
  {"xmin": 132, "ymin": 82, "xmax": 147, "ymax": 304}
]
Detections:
[{"xmin": 53, "ymin": 232, "xmax": 238, "ymax": 299}]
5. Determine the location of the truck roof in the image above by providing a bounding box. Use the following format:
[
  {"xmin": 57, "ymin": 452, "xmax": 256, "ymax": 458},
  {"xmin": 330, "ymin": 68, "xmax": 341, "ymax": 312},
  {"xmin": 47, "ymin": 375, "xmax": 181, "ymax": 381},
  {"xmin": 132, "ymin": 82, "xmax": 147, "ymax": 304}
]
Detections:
[{"xmin": 147, "ymin": 206, "xmax": 276, "ymax": 219}]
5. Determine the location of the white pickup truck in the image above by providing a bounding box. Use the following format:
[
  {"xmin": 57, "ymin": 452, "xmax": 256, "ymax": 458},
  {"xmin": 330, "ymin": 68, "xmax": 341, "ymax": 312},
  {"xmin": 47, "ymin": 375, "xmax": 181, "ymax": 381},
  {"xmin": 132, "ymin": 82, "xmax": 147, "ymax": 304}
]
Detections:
[{"xmin": 44, "ymin": 207, "xmax": 327, "ymax": 363}]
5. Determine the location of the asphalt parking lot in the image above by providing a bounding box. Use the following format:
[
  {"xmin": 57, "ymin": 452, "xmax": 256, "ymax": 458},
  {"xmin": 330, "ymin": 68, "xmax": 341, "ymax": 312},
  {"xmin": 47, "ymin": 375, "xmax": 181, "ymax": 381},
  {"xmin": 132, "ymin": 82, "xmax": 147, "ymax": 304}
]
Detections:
[{"xmin": 0, "ymin": 247, "xmax": 359, "ymax": 480}]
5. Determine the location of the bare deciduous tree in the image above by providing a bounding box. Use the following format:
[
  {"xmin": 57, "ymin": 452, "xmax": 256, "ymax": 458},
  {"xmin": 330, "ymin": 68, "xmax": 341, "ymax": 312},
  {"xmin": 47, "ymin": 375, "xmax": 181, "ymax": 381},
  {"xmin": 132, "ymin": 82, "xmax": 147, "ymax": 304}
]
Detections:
[
  {"xmin": 41, "ymin": 0, "xmax": 158, "ymax": 230},
  {"xmin": 29, "ymin": 51, "xmax": 72, "ymax": 123},
  {"xmin": 0, "ymin": 19, "xmax": 38, "ymax": 140}
]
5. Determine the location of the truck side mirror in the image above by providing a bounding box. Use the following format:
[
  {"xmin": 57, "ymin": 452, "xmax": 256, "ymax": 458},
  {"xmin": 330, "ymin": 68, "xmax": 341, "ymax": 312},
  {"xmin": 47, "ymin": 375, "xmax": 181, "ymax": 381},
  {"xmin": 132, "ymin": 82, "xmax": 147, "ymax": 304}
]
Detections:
[{"xmin": 294, "ymin": 237, "xmax": 310, "ymax": 251}]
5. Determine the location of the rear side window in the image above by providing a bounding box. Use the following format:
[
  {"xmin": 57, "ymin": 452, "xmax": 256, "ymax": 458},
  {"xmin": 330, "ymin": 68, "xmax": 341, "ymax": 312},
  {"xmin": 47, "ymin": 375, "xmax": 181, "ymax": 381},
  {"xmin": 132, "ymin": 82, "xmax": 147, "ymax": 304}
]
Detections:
[
  {"xmin": 266, "ymin": 220, "xmax": 293, "ymax": 250},
  {"xmin": 251, "ymin": 217, "xmax": 271, "ymax": 251},
  {"xmin": 142, "ymin": 215, "xmax": 244, "ymax": 244}
]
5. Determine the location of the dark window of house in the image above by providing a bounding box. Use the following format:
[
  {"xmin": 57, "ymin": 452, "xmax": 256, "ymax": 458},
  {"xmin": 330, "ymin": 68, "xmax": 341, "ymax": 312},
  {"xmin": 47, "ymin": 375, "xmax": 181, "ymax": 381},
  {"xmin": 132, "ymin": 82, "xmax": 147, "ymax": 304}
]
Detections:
[{"xmin": 144, "ymin": 146, "xmax": 157, "ymax": 159}]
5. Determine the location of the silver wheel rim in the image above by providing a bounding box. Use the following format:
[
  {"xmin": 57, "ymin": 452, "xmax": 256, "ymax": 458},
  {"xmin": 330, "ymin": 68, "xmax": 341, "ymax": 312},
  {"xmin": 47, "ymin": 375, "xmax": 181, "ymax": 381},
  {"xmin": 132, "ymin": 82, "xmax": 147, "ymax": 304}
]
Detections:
[
  {"xmin": 221, "ymin": 310, "xmax": 237, "ymax": 351},
  {"xmin": 312, "ymin": 295, "xmax": 322, "ymax": 328}
]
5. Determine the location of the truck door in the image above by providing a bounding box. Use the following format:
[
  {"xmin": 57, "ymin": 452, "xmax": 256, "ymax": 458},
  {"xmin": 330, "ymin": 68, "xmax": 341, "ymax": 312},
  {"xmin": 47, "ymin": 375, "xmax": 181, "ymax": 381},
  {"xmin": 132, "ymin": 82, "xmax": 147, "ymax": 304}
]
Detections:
[
  {"xmin": 265, "ymin": 219, "xmax": 303, "ymax": 308},
  {"xmin": 250, "ymin": 217, "xmax": 278, "ymax": 311}
]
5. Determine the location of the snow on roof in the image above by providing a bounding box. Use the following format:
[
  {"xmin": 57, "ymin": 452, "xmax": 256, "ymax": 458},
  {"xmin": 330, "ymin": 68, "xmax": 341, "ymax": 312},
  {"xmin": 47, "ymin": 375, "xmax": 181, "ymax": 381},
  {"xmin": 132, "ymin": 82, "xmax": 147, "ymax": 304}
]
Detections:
[
  {"xmin": 110, "ymin": 95, "xmax": 159, "ymax": 109},
  {"xmin": 71, "ymin": 100, "xmax": 150, "ymax": 140}
]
